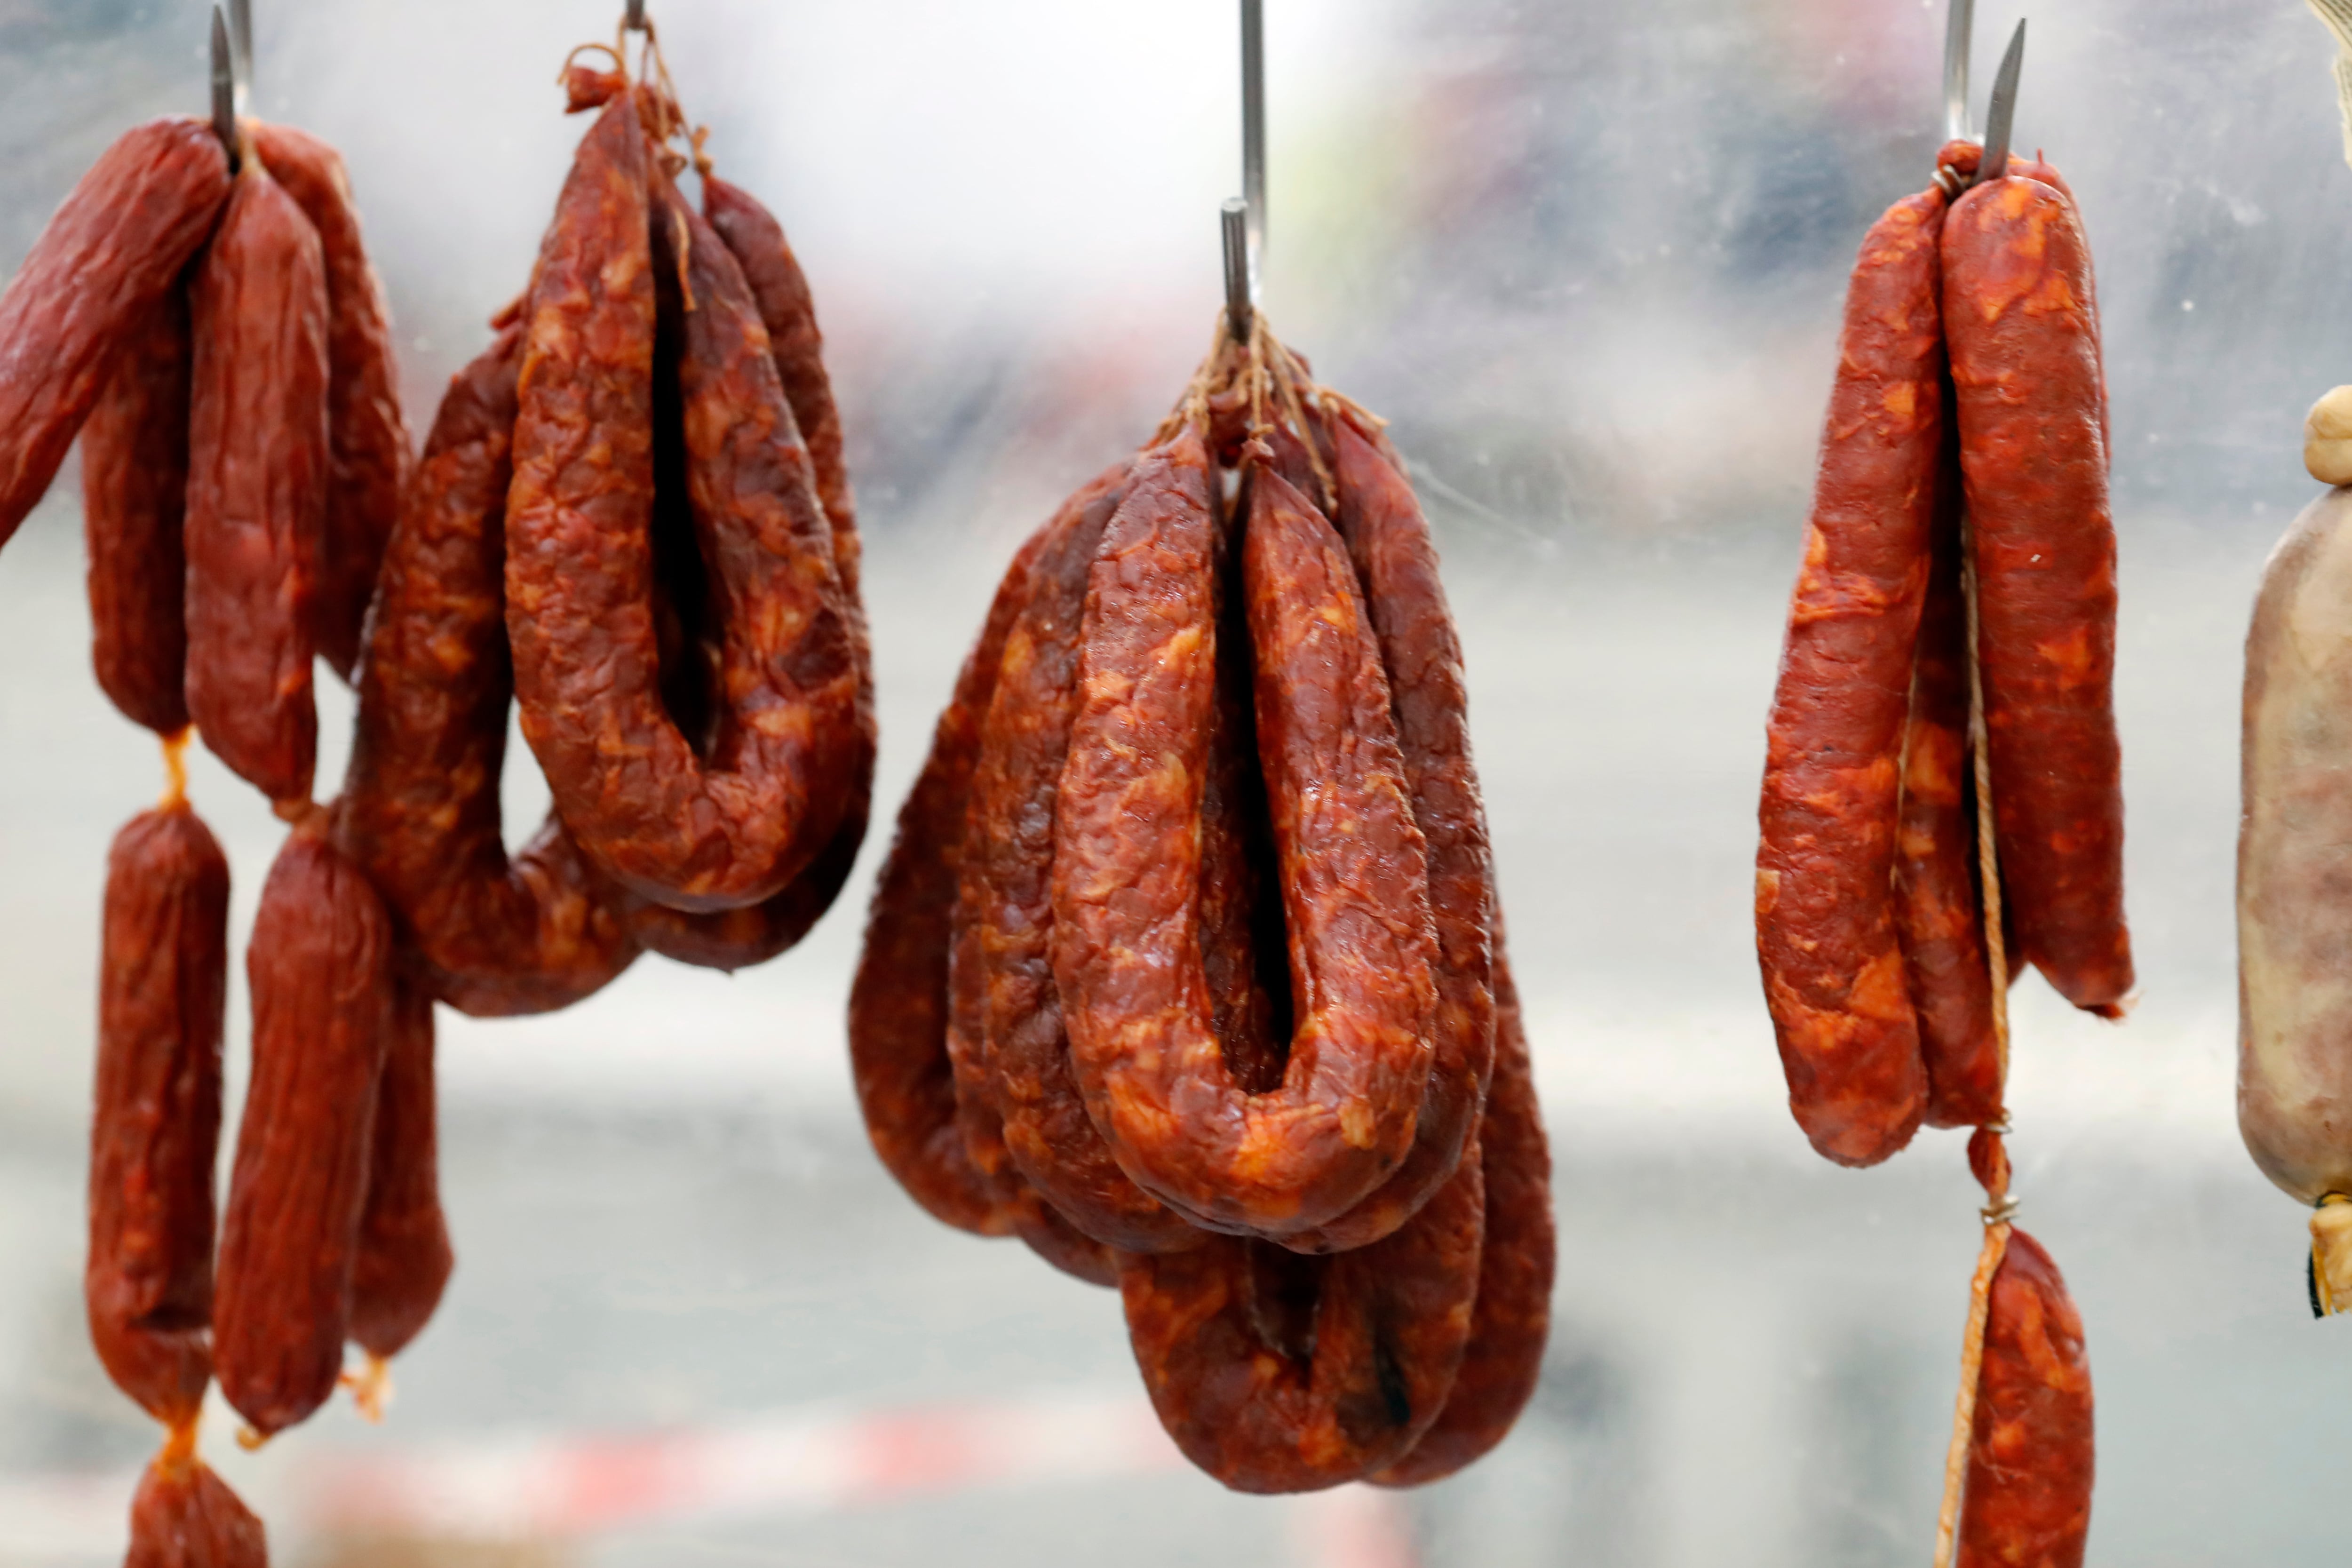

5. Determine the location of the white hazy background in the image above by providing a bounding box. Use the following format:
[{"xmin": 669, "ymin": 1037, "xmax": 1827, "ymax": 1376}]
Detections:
[{"xmin": 0, "ymin": 1, "xmax": 2349, "ymax": 1565}]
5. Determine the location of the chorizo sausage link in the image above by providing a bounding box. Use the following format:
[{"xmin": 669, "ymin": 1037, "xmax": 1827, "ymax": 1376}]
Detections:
[
  {"xmin": 213, "ymin": 824, "xmax": 392, "ymax": 1437},
  {"xmin": 86, "ymin": 802, "xmax": 230, "ymax": 1427},
  {"xmin": 965, "ymin": 464, "xmax": 1212, "ymax": 1253},
  {"xmin": 127, "ymin": 1448, "xmax": 266, "ymax": 1568},
  {"xmin": 506, "ymin": 101, "xmax": 858, "ymax": 913},
  {"xmin": 248, "ymin": 122, "xmax": 412, "ymax": 685},
  {"xmin": 1756, "ymin": 186, "xmax": 1946, "ymax": 1166},
  {"xmin": 1942, "ymin": 175, "xmax": 2131, "ymax": 1015},
  {"xmin": 336, "ymin": 328, "xmax": 640, "ymax": 1017},
  {"xmin": 0, "ymin": 117, "xmax": 230, "ymax": 548},
  {"xmin": 82, "ymin": 286, "xmax": 194, "ymax": 736},
  {"xmin": 1283, "ymin": 408, "xmax": 1497, "ymax": 1254},
  {"xmin": 184, "ymin": 156, "xmax": 330, "ymax": 805},
  {"xmin": 1053, "ymin": 433, "xmax": 1438, "ymax": 1236},
  {"xmin": 1373, "ymin": 945, "xmax": 1553, "ymax": 1486},
  {"xmin": 848, "ymin": 502, "xmax": 1075, "ymax": 1235},
  {"xmin": 1897, "ymin": 451, "xmax": 2003, "ymax": 1129},
  {"xmin": 1955, "ymin": 1228, "xmax": 2094, "ymax": 1567},
  {"xmin": 347, "ymin": 975, "xmax": 453, "ymax": 1362},
  {"xmin": 1117, "ymin": 1125, "xmax": 1483, "ymax": 1492}
]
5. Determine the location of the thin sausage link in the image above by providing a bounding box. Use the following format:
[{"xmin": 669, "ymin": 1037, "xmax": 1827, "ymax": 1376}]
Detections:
[
  {"xmin": 347, "ymin": 975, "xmax": 453, "ymax": 1362},
  {"xmin": 82, "ymin": 286, "xmax": 194, "ymax": 735}
]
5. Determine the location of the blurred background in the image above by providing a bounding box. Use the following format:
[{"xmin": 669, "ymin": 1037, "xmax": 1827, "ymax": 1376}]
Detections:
[{"xmin": 0, "ymin": 0, "xmax": 2348, "ymax": 1562}]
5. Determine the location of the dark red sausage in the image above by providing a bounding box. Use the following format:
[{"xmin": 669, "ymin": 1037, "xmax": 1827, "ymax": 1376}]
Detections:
[
  {"xmin": 183, "ymin": 158, "xmax": 330, "ymax": 805},
  {"xmin": 248, "ymin": 122, "xmax": 411, "ymax": 684},
  {"xmin": 212, "ymin": 825, "xmax": 392, "ymax": 1437},
  {"xmin": 1942, "ymin": 175, "xmax": 2130, "ymax": 1015},
  {"xmin": 1955, "ymin": 1228, "xmax": 2094, "ymax": 1567},
  {"xmin": 0, "ymin": 118, "xmax": 229, "ymax": 549},
  {"xmin": 86, "ymin": 803, "xmax": 229, "ymax": 1427},
  {"xmin": 1118, "ymin": 1134, "xmax": 1483, "ymax": 1493},
  {"xmin": 1373, "ymin": 947, "xmax": 1553, "ymax": 1485},
  {"xmin": 1052, "ymin": 433, "xmax": 1438, "ymax": 1236},
  {"xmin": 849, "ymin": 511, "xmax": 1064, "ymax": 1235},
  {"xmin": 82, "ymin": 287, "xmax": 194, "ymax": 735},
  {"xmin": 336, "ymin": 328, "xmax": 640, "ymax": 1017},
  {"xmin": 126, "ymin": 1448, "xmax": 267, "ymax": 1568},
  {"xmin": 1756, "ymin": 186, "xmax": 1946, "ymax": 1166},
  {"xmin": 346, "ymin": 977, "xmax": 453, "ymax": 1362}
]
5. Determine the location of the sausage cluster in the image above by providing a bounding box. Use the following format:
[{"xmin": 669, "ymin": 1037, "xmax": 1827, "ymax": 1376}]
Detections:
[
  {"xmin": 1760, "ymin": 143, "xmax": 2110, "ymax": 1566},
  {"xmin": 850, "ymin": 319, "xmax": 1553, "ymax": 1493},
  {"xmin": 0, "ymin": 32, "xmax": 863, "ymax": 1560}
]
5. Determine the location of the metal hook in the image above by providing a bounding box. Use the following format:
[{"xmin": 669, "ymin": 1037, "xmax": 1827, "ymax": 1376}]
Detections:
[
  {"xmin": 1971, "ymin": 20, "xmax": 2025, "ymax": 190},
  {"xmin": 227, "ymin": 0, "xmax": 252, "ymax": 117},
  {"xmin": 1223, "ymin": 198, "xmax": 1252, "ymax": 341},
  {"xmin": 1942, "ymin": 0, "xmax": 1973, "ymax": 143},
  {"xmin": 625, "ymin": 0, "xmax": 648, "ymax": 33},
  {"xmin": 209, "ymin": 5, "xmax": 237, "ymax": 169}
]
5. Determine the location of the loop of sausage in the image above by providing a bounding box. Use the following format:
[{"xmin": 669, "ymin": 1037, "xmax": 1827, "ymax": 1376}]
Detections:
[
  {"xmin": 1954, "ymin": 1228, "xmax": 2094, "ymax": 1565},
  {"xmin": 849, "ymin": 507, "xmax": 1069, "ymax": 1235},
  {"xmin": 1372, "ymin": 947, "xmax": 1553, "ymax": 1486},
  {"xmin": 184, "ymin": 157, "xmax": 330, "ymax": 805},
  {"xmin": 964, "ymin": 464, "xmax": 1209, "ymax": 1254},
  {"xmin": 1896, "ymin": 455, "xmax": 2003, "ymax": 1129},
  {"xmin": 0, "ymin": 117, "xmax": 230, "ymax": 549},
  {"xmin": 248, "ymin": 122, "xmax": 413, "ymax": 686},
  {"xmin": 86, "ymin": 803, "xmax": 229, "ymax": 1428},
  {"xmin": 82, "ymin": 287, "xmax": 194, "ymax": 736},
  {"xmin": 1116, "ymin": 1123, "xmax": 1484, "ymax": 1493},
  {"xmin": 213, "ymin": 825, "xmax": 393, "ymax": 1438},
  {"xmin": 336, "ymin": 328, "xmax": 641, "ymax": 1018},
  {"xmin": 1280, "ymin": 409, "xmax": 1497, "ymax": 1254},
  {"xmin": 347, "ymin": 976, "xmax": 453, "ymax": 1362},
  {"xmin": 1943, "ymin": 175, "xmax": 2132, "ymax": 1015},
  {"xmin": 506, "ymin": 98, "xmax": 858, "ymax": 913},
  {"xmin": 1053, "ymin": 430, "xmax": 1439, "ymax": 1236},
  {"xmin": 1756, "ymin": 187, "xmax": 1946, "ymax": 1166},
  {"xmin": 127, "ymin": 1450, "xmax": 267, "ymax": 1568}
]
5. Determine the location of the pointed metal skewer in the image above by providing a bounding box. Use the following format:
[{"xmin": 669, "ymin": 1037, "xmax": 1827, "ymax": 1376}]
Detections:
[
  {"xmin": 209, "ymin": 6, "xmax": 238, "ymax": 168},
  {"xmin": 1943, "ymin": 0, "xmax": 1975, "ymax": 143},
  {"xmin": 1969, "ymin": 20, "xmax": 2026, "ymax": 190},
  {"xmin": 1223, "ymin": 198, "xmax": 1253, "ymax": 339},
  {"xmin": 227, "ymin": 0, "xmax": 252, "ymax": 120},
  {"xmin": 1223, "ymin": 0, "xmax": 1266, "ymax": 342}
]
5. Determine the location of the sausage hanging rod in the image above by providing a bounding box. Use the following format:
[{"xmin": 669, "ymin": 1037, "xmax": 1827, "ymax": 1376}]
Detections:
[
  {"xmin": 1971, "ymin": 22, "xmax": 2026, "ymax": 191},
  {"xmin": 1943, "ymin": 1, "xmax": 2028, "ymax": 192},
  {"xmin": 1224, "ymin": 0, "xmax": 1266, "ymax": 341},
  {"xmin": 208, "ymin": 6, "xmax": 236, "ymax": 166},
  {"xmin": 1943, "ymin": 0, "xmax": 1974, "ymax": 143},
  {"xmin": 228, "ymin": 0, "xmax": 253, "ymax": 119}
]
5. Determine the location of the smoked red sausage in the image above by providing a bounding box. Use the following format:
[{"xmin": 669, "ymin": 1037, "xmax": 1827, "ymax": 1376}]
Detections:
[
  {"xmin": 1955, "ymin": 1228, "xmax": 2094, "ymax": 1567},
  {"xmin": 1942, "ymin": 175, "xmax": 2132, "ymax": 1015},
  {"xmin": 126, "ymin": 1446, "xmax": 266, "ymax": 1568},
  {"xmin": 184, "ymin": 157, "xmax": 330, "ymax": 805},
  {"xmin": 346, "ymin": 977, "xmax": 453, "ymax": 1362},
  {"xmin": 1756, "ymin": 186, "xmax": 1946, "ymax": 1166},
  {"xmin": 248, "ymin": 121, "xmax": 412, "ymax": 684},
  {"xmin": 86, "ymin": 802, "xmax": 229, "ymax": 1427},
  {"xmin": 212, "ymin": 824, "xmax": 392, "ymax": 1437},
  {"xmin": 82, "ymin": 288, "xmax": 194, "ymax": 736},
  {"xmin": 0, "ymin": 118, "xmax": 229, "ymax": 549}
]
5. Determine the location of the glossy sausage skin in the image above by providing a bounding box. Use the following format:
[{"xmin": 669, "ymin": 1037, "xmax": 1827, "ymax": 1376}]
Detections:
[
  {"xmin": 1285, "ymin": 409, "xmax": 1496, "ymax": 1254},
  {"xmin": 2238, "ymin": 489, "xmax": 2352, "ymax": 1203},
  {"xmin": 82, "ymin": 287, "xmax": 194, "ymax": 735},
  {"xmin": 1756, "ymin": 187, "xmax": 1945, "ymax": 1166},
  {"xmin": 126, "ymin": 1452, "xmax": 267, "ymax": 1568},
  {"xmin": 86, "ymin": 804, "xmax": 230, "ymax": 1426},
  {"xmin": 337, "ymin": 328, "xmax": 640, "ymax": 1017},
  {"xmin": 1053, "ymin": 433, "xmax": 1438, "ymax": 1236},
  {"xmin": 1118, "ymin": 1134, "xmax": 1483, "ymax": 1493},
  {"xmin": 506, "ymin": 102, "xmax": 858, "ymax": 912},
  {"xmin": 1943, "ymin": 175, "xmax": 2131, "ymax": 1014},
  {"xmin": 248, "ymin": 122, "xmax": 412, "ymax": 685},
  {"xmin": 1897, "ymin": 455, "xmax": 2003, "ymax": 1129},
  {"xmin": 967, "ymin": 464, "xmax": 1206, "ymax": 1253},
  {"xmin": 346, "ymin": 977, "xmax": 453, "ymax": 1361},
  {"xmin": 184, "ymin": 159, "xmax": 330, "ymax": 805},
  {"xmin": 1373, "ymin": 947, "xmax": 1553, "ymax": 1485},
  {"xmin": 849, "ymin": 518, "xmax": 1059, "ymax": 1235},
  {"xmin": 1955, "ymin": 1228, "xmax": 2093, "ymax": 1568},
  {"xmin": 213, "ymin": 826, "xmax": 392, "ymax": 1437},
  {"xmin": 0, "ymin": 118, "xmax": 230, "ymax": 549}
]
